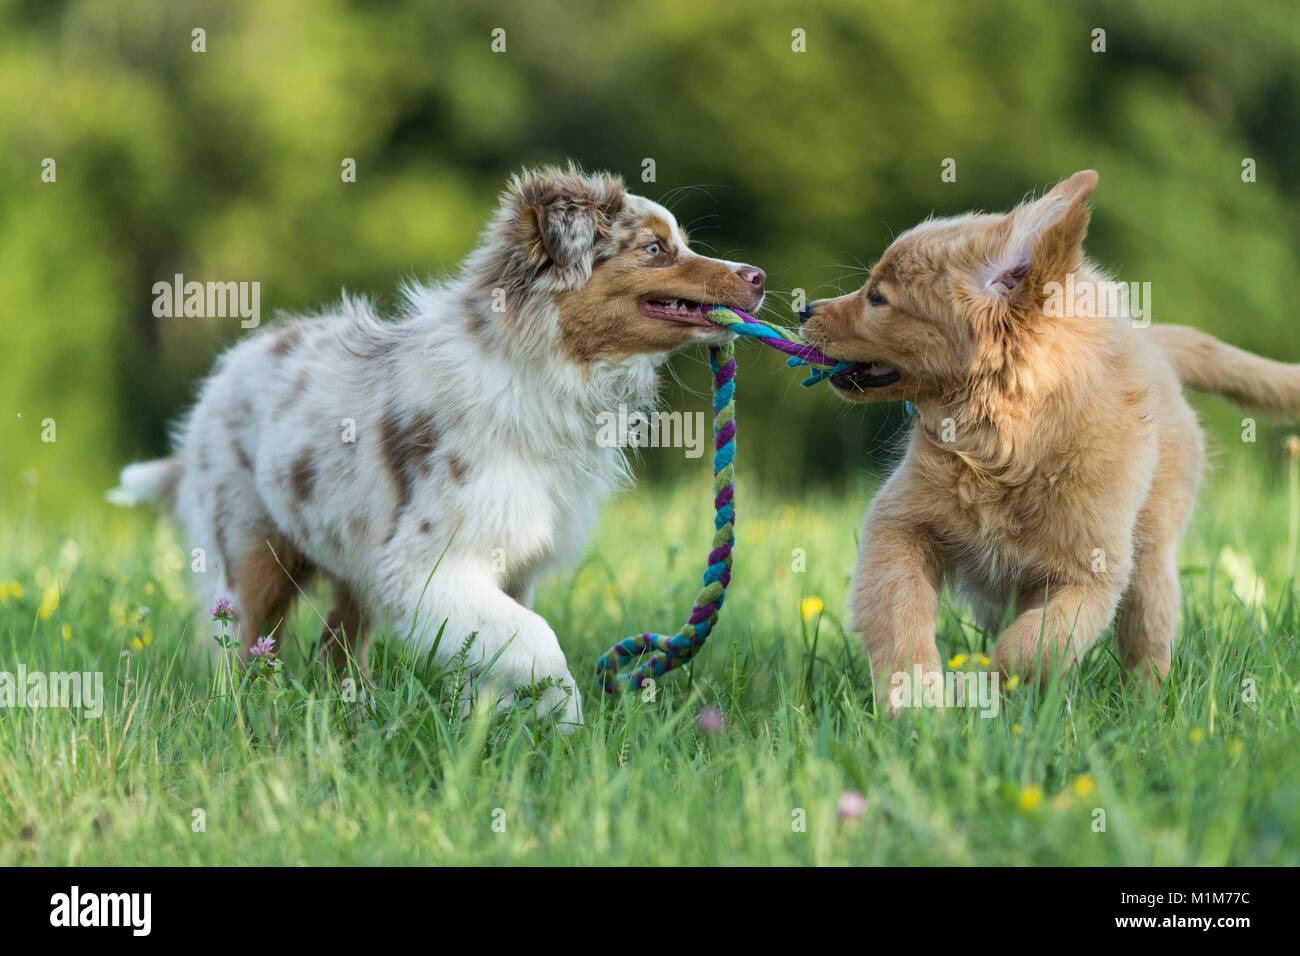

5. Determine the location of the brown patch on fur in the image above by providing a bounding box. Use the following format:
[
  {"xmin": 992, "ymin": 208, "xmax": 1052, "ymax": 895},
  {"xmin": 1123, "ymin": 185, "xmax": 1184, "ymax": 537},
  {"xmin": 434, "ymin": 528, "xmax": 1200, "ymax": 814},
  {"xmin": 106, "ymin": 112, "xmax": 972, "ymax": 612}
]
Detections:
[
  {"xmin": 270, "ymin": 326, "xmax": 303, "ymax": 357},
  {"xmin": 378, "ymin": 407, "xmax": 439, "ymax": 539},
  {"xmin": 446, "ymin": 454, "xmax": 469, "ymax": 484},
  {"xmin": 290, "ymin": 450, "xmax": 316, "ymax": 503},
  {"xmin": 418, "ymin": 520, "xmax": 432, "ymax": 535},
  {"xmin": 222, "ymin": 413, "xmax": 256, "ymax": 474}
]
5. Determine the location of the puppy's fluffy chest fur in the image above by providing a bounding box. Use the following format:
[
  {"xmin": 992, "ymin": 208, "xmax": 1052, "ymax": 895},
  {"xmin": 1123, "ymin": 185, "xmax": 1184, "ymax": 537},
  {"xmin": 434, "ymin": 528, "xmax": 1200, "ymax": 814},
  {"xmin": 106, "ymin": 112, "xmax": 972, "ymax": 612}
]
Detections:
[{"xmin": 905, "ymin": 372, "xmax": 1161, "ymax": 593}]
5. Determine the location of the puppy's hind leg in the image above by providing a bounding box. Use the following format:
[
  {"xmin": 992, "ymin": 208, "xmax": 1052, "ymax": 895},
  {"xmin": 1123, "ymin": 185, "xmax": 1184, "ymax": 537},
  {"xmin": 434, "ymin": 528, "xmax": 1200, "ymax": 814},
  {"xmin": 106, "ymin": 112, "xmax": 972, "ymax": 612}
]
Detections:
[
  {"xmin": 320, "ymin": 580, "xmax": 369, "ymax": 675},
  {"xmin": 233, "ymin": 531, "xmax": 312, "ymax": 664},
  {"xmin": 1116, "ymin": 546, "xmax": 1179, "ymax": 686},
  {"xmin": 1117, "ymin": 421, "xmax": 1201, "ymax": 687}
]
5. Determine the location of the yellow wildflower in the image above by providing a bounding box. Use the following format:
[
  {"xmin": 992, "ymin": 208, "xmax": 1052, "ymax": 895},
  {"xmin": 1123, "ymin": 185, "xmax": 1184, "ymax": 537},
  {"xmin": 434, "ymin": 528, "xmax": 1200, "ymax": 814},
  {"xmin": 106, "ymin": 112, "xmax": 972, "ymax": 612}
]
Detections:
[
  {"xmin": 948, "ymin": 653, "xmax": 968, "ymax": 669},
  {"xmin": 1189, "ymin": 728, "xmax": 1205, "ymax": 744},
  {"xmin": 60, "ymin": 623, "xmax": 71, "ymax": 640},
  {"xmin": 37, "ymin": 585, "xmax": 59, "ymax": 620},
  {"xmin": 800, "ymin": 596, "xmax": 824, "ymax": 621},
  {"xmin": 1018, "ymin": 785, "xmax": 1043, "ymax": 812},
  {"xmin": 1072, "ymin": 774, "xmax": 1095, "ymax": 798}
]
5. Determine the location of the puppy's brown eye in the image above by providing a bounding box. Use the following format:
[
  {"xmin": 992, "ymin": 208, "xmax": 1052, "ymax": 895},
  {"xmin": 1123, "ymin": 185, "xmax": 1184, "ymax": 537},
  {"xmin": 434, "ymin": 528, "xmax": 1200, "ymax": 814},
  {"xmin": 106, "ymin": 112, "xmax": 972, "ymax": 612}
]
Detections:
[{"xmin": 867, "ymin": 284, "xmax": 887, "ymax": 307}]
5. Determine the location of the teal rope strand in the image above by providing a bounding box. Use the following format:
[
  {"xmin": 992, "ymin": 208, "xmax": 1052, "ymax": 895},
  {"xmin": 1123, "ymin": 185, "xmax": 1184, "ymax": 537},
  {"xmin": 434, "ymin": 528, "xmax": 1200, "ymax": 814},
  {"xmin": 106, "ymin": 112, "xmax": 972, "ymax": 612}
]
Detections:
[{"xmin": 596, "ymin": 340, "xmax": 736, "ymax": 692}]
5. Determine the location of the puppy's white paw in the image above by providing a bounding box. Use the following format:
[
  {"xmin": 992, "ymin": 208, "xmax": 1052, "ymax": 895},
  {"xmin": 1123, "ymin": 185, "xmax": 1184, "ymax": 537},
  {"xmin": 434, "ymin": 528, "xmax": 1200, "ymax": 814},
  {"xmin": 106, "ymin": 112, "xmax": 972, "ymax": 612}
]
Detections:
[
  {"xmin": 457, "ymin": 671, "xmax": 584, "ymax": 733},
  {"xmin": 543, "ymin": 679, "xmax": 583, "ymax": 734},
  {"xmin": 520, "ymin": 674, "xmax": 583, "ymax": 733}
]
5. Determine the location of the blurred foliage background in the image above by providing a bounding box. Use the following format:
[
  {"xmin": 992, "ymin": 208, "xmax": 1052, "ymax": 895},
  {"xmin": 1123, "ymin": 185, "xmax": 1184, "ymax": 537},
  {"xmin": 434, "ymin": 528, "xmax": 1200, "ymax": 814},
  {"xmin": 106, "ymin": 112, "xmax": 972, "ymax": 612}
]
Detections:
[{"xmin": 2, "ymin": 0, "xmax": 1298, "ymax": 513}]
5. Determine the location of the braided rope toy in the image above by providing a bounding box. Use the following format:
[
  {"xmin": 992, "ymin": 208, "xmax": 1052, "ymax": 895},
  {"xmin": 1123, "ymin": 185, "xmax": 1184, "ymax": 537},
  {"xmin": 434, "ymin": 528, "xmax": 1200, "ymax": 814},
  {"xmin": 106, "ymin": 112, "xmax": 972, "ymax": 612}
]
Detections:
[
  {"xmin": 704, "ymin": 307, "xmax": 860, "ymax": 386},
  {"xmin": 595, "ymin": 307, "xmax": 849, "ymax": 693}
]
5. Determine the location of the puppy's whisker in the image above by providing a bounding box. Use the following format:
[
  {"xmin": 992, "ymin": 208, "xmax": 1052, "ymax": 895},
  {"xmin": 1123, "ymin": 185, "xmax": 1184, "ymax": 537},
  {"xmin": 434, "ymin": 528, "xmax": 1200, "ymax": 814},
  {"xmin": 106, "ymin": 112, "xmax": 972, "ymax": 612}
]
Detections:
[{"xmin": 657, "ymin": 183, "xmax": 726, "ymax": 211}]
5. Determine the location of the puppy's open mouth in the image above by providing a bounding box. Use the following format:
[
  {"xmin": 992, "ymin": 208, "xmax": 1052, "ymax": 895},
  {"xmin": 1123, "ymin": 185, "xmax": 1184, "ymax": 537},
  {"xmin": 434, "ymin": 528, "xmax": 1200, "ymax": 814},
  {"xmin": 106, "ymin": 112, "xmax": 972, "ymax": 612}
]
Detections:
[
  {"xmin": 636, "ymin": 295, "xmax": 720, "ymax": 328},
  {"xmin": 830, "ymin": 362, "xmax": 902, "ymax": 389}
]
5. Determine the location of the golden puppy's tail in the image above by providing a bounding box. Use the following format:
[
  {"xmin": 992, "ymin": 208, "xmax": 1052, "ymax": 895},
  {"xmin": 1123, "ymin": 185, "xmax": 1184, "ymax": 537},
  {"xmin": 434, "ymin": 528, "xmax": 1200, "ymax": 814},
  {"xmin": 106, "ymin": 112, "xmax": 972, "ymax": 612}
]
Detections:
[{"xmin": 1151, "ymin": 325, "xmax": 1300, "ymax": 418}]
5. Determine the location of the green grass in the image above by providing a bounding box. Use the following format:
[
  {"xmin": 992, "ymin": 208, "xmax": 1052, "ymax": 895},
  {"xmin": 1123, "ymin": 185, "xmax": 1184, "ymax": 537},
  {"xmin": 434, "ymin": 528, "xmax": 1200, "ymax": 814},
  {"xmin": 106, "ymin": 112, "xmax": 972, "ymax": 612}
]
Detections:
[{"xmin": 1, "ymin": 456, "xmax": 1297, "ymax": 866}]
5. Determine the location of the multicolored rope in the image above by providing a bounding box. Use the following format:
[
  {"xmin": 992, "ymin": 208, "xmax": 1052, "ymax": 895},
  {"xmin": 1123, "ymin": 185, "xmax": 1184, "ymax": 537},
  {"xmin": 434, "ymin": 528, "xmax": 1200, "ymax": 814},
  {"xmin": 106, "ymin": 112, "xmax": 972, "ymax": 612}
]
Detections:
[
  {"xmin": 597, "ymin": 305, "xmax": 896, "ymax": 693},
  {"xmin": 705, "ymin": 306, "xmax": 859, "ymax": 386},
  {"xmin": 596, "ymin": 306, "xmax": 841, "ymax": 693},
  {"xmin": 596, "ymin": 339, "xmax": 737, "ymax": 693}
]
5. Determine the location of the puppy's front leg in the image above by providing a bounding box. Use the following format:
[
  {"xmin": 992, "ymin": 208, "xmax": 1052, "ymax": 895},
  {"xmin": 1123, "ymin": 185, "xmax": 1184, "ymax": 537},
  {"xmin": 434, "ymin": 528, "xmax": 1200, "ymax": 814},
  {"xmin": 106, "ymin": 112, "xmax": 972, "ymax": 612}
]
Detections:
[
  {"xmin": 385, "ymin": 559, "xmax": 583, "ymax": 731},
  {"xmin": 850, "ymin": 508, "xmax": 944, "ymax": 717}
]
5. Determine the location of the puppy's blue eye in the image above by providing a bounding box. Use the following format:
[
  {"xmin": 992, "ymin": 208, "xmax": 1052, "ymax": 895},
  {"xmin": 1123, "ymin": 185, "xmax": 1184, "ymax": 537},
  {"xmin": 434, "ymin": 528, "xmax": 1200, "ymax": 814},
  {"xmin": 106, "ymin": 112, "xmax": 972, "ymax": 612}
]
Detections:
[
  {"xmin": 867, "ymin": 284, "xmax": 887, "ymax": 306},
  {"xmin": 646, "ymin": 242, "xmax": 661, "ymax": 256}
]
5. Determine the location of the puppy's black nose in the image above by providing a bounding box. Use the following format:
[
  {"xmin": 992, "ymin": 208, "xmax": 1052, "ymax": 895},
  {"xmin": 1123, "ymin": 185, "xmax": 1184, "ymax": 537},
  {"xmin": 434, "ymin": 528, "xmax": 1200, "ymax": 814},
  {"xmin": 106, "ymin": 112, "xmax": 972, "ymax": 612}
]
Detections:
[{"xmin": 798, "ymin": 301, "xmax": 817, "ymax": 326}]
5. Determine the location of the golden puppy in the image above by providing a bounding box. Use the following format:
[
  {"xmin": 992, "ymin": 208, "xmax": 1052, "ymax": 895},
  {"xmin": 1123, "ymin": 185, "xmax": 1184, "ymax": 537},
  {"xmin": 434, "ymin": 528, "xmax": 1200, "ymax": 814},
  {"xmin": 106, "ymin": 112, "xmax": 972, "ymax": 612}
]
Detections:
[{"xmin": 800, "ymin": 171, "xmax": 1300, "ymax": 711}]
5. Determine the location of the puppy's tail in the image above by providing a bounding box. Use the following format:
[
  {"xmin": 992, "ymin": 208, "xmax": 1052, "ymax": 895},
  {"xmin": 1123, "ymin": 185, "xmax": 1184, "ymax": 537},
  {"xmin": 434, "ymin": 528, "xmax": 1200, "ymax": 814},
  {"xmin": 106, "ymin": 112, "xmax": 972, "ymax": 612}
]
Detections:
[
  {"xmin": 107, "ymin": 458, "xmax": 183, "ymax": 508},
  {"xmin": 1151, "ymin": 325, "xmax": 1300, "ymax": 418}
]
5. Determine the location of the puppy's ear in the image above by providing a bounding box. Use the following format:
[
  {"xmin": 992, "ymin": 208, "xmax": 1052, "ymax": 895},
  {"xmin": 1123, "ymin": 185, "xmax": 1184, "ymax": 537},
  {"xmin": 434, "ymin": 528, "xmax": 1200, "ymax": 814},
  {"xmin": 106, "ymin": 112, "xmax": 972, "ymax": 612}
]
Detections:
[
  {"xmin": 983, "ymin": 170, "xmax": 1098, "ymax": 299},
  {"xmin": 507, "ymin": 165, "xmax": 625, "ymax": 289}
]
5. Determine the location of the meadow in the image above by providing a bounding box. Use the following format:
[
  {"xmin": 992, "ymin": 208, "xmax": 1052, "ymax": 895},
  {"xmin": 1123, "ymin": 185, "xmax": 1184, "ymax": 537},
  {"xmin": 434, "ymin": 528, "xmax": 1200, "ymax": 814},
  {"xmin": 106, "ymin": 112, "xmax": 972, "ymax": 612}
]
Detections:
[{"xmin": 1, "ymin": 437, "xmax": 1297, "ymax": 866}]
